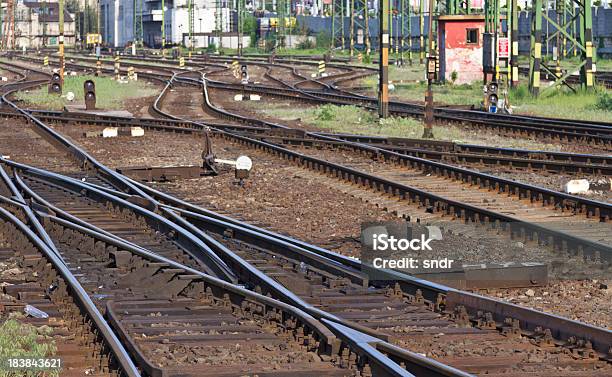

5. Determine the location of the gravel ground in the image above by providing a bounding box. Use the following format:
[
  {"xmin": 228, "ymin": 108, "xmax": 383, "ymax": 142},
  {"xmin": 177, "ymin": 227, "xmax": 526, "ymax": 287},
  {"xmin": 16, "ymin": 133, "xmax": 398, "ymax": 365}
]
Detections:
[
  {"xmin": 476, "ymin": 169, "xmax": 612, "ymax": 204},
  {"xmin": 488, "ymin": 279, "xmax": 611, "ymax": 329},
  {"xmin": 45, "ymin": 98, "xmax": 612, "ymax": 329}
]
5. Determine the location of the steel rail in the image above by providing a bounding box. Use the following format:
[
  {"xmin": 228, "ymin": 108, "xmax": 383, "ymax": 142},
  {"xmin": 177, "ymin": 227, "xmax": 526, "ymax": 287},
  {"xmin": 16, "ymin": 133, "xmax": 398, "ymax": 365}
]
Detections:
[
  {"xmin": 197, "ymin": 74, "xmax": 612, "ymax": 225},
  {"xmin": 89, "ymin": 172, "xmax": 612, "ymax": 358},
  {"xmin": 3, "ymin": 158, "xmax": 238, "ymax": 282},
  {"xmin": 0, "ymin": 65, "xmax": 239, "ymax": 283},
  {"xmin": 0, "ymin": 200, "xmax": 142, "ymax": 377},
  {"xmin": 12, "ymin": 53, "xmax": 612, "ymax": 135},
  {"xmin": 251, "ymin": 134, "xmax": 612, "ymax": 175},
  {"xmin": 38, "ymin": 211, "xmax": 447, "ymax": 377},
  {"xmin": 147, "ymin": 73, "xmax": 612, "ymax": 358}
]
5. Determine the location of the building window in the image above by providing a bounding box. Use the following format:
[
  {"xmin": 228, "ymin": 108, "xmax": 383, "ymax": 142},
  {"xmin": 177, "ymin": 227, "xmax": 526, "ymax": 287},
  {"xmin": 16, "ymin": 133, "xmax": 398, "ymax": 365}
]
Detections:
[{"xmin": 466, "ymin": 28, "xmax": 479, "ymax": 44}]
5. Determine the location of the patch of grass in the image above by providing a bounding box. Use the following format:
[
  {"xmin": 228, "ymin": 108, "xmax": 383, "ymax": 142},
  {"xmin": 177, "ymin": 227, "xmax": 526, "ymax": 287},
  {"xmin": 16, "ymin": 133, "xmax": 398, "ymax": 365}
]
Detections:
[
  {"xmin": 508, "ymin": 84, "xmax": 610, "ymax": 121},
  {"xmin": 362, "ymin": 64, "xmax": 425, "ymax": 88},
  {"xmin": 254, "ymin": 102, "xmax": 565, "ymax": 150},
  {"xmin": 16, "ymin": 75, "xmax": 157, "ymax": 110},
  {"xmin": 382, "ymin": 82, "xmax": 483, "ymax": 107},
  {"xmin": 364, "ymin": 73, "xmax": 611, "ymax": 121},
  {"xmin": 594, "ymin": 91, "xmax": 612, "ymax": 111},
  {"xmin": 0, "ymin": 319, "xmax": 59, "ymax": 377}
]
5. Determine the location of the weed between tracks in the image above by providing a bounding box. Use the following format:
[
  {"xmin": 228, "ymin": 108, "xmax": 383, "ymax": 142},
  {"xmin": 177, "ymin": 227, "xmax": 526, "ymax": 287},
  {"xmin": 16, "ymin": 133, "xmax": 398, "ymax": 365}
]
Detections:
[
  {"xmin": 16, "ymin": 75, "xmax": 157, "ymax": 110},
  {"xmin": 0, "ymin": 319, "xmax": 58, "ymax": 376},
  {"xmin": 254, "ymin": 103, "xmax": 562, "ymax": 149},
  {"xmin": 361, "ymin": 69, "xmax": 611, "ymax": 122}
]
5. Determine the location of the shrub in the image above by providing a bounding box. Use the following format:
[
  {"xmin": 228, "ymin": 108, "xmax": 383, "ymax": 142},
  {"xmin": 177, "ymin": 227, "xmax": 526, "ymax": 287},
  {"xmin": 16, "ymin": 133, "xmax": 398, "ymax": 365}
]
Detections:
[
  {"xmin": 316, "ymin": 104, "xmax": 336, "ymax": 121},
  {"xmin": 450, "ymin": 70, "xmax": 458, "ymax": 85},
  {"xmin": 297, "ymin": 38, "xmax": 315, "ymax": 50},
  {"xmin": 316, "ymin": 31, "xmax": 330, "ymax": 48},
  {"xmin": 594, "ymin": 92, "xmax": 612, "ymax": 111},
  {"xmin": 509, "ymin": 84, "xmax": 530, "ymax": 101}
]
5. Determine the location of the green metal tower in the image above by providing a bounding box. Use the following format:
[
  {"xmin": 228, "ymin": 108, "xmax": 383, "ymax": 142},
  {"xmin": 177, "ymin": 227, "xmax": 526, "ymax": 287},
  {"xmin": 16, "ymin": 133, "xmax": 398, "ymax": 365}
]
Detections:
[
  {"xmin": 331, "ymin": 0, "xmax": 345, "ymax": 50},
  {"xmin": 349, "ymin": 0, "xmax": 369, "ymax": 54},
  {"xmin": 237, "ymin": 0, "xmax": 245, "ymax": 54},
  {"xmin": 276, "ymin": 0, "xmax": 287, "ymax": 48},
  {"xmin": 215, "ymin": 0, "xmax": 222, "ymax": 51},
  {"xmin": 134, "ymin": 0, "xmax": 143, "ymax": 47},
  {"xmin": 529, "ymin": 0, "xmax": 593, "ymax": 95},
  {"xmin": 399, "ymin": 0, "xmax": 412, "ymax": 64}
]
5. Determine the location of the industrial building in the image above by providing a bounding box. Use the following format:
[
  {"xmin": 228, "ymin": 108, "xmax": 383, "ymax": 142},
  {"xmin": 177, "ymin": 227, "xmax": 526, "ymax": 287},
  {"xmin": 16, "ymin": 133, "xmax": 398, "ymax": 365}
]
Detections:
[
  {"xmin": 100, "ymin": 0, "xmax": 230, "ymax": 48},
  {"xmin": 1, "ymin": 1, "xmax": 75, "ymax": 49}
]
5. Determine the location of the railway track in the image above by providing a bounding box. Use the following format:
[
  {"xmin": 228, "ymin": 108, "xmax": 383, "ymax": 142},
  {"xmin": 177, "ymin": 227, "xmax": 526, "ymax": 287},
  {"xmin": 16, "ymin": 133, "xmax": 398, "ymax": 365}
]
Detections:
[
  {"xmin": 193, "ymin": 74, "xmax": 612, "ymax": 258},
  {"xmin": 8, "ymin": 106, "xmax": 610, "ymax": 177},
  {"xmin": 10, "ymin": 53, "xmax": 612, "ymax": 147},
  {"xmin": 0, "ymin": 55, "xmax": 610, "ymax": 376},
  {"xmin": 138, "ymin": 67, "xmax": 612, "ymax": 372},
  {"xmin": 2, "ymin": 176, "xmax": 396, "ymax": 377},
  {"xmin": 0, "ymin": 193, "xmax": 140, "ymax": 376},
  {"xmin": 247, "ymin": 133, "xmax": 612, "ymax": 176},
  {"xmin": 0, "ymin": 54, "xmax": 478, "ymax": 377}
]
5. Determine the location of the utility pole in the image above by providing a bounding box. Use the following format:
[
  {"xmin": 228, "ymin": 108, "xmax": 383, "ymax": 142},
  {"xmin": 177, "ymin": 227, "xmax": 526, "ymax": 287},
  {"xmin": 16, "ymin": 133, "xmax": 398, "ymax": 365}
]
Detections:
[
  {"xmin": 43, "ymin": 0, "xmax": 47, "ymax": 47},
  {"xmin": 59, "ymin": 0, "xmax": 65, "ymax": 89},
  {"xmin": 509, "ymin": 0, "xmax": 519, "ymax": 86},
  {"xmin": 349, "ymin": 0, "xmax": 354, "ymax": 55},
  {"xmin": 161, "ymin": 0, "xmax": 166, "ymax": 56},
  {"xmin": 378, "ymin": 0, "xmax": 389, "ymax": 118},
  {"xmin": 422, "ymin": 0, "xmax": 435, "ymax": 139},
  {"xmin": 419, "ymin": 0, "xmax": 425, "ymax": 63},
  {"xmin": 84, "ymin": 0, "xmax": 88, "ymax": 38},
  {"xmin": 189, "ymin": 0, "xmax": 194, "ymax": 54},
  {"xmin": 237, "ymin": 0, "xmax": 244, "ymax": 55},
  {"xmin": 76, "ymin": 2, "xmax": 80, "ymax": 49}
]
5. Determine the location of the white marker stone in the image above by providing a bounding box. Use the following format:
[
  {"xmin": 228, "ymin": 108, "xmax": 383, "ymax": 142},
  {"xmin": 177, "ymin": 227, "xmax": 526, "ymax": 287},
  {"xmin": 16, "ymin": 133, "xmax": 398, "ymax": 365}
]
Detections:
[
  {"xmin": 102, "ymin": 127, "xmax": 118, "ymax": 138},
  {"xmin": 130, "ymin": 127, "xmax": 145, "ymax": 137},
  {"xmin": 563, "ymin": 179, "xmax": 589, "ymax": 194}
]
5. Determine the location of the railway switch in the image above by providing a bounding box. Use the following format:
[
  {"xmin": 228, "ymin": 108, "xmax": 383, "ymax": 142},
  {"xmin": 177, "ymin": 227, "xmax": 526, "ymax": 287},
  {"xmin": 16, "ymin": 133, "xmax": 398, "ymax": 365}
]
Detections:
[{"xmin": 84, "ymin": 80, "xmax": 96, "ymax": 110}]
